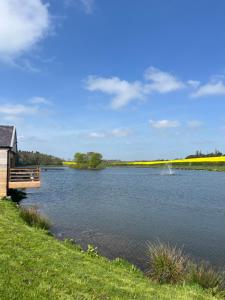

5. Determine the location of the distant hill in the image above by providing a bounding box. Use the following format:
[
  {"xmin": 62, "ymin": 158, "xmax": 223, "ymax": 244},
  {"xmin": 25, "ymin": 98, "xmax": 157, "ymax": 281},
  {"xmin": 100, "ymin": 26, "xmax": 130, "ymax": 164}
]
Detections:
[{"xmin": 17, "ymin": 151, "xmax": 63, "ymax": 166}]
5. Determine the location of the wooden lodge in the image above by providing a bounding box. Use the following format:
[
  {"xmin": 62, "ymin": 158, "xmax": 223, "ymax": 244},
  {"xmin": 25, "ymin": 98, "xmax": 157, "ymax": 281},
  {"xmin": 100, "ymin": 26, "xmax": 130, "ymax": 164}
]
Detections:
[{"xmin": 0, "ymin": 125, "xmax": 40, "ymax": 198}]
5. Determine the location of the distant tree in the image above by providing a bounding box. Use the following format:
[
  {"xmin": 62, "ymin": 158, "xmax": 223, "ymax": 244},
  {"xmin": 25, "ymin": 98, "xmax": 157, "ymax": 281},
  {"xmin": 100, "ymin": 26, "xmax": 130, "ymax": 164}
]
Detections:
[
  {"xmin": 88, "ymin": 152, "xmax": 103, "ymax": 169},
  {"xmin": 186, "ymin": 149, "xmax": 224, "ymax": 159},
  {"xmin": 74, "ymin": 153, "xmax": 88, "ymax": 167},
  {"xmin": 17, "ymin": 151, "xmax": 63, "ymax": 166},
  {"xmin": 74, "ymin": 152, "xmax": 104, "ymax": 169}
]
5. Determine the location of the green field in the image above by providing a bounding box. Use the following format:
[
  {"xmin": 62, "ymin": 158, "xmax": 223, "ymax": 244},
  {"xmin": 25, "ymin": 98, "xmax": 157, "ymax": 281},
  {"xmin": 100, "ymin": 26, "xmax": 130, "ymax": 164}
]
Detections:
[{"xmin": 0, "ymin": 199, "xmax": 222, "ymax": 300}]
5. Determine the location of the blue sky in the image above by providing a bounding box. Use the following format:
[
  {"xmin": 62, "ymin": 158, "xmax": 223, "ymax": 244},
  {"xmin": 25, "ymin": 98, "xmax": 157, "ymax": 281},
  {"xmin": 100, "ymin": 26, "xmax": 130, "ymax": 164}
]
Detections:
[{"xmin": 1, "ymin": 0, "xmax": 225, "ymax": 160}]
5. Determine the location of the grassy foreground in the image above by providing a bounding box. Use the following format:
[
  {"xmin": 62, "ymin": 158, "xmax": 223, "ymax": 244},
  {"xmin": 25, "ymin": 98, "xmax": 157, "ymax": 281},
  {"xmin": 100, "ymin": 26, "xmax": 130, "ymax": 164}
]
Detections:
[{"xmin": 0, "ymin": 200, "xmax": 222, "ymax": 300}]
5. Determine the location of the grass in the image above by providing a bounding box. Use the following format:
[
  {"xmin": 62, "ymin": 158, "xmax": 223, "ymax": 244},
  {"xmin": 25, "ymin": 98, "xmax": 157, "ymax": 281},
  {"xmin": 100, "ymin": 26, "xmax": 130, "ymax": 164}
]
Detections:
[{"xmin": 0, "ymin": 200, "xmax": 223, "ymax": 300}]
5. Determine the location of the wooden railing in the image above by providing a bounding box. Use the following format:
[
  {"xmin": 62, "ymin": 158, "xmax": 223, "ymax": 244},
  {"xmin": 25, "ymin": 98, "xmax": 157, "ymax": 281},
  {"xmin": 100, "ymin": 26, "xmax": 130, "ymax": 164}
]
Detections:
[{"xmin": 9, "ymin": 168, "xmax": 40, "ymax": 182}]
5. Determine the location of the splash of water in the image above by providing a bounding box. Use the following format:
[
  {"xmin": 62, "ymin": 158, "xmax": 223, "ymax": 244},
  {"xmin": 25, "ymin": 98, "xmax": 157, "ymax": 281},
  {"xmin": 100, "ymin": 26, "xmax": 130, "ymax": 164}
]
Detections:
[
  {"xmin": 167, "ymin": 164, "xmax": 173, "ymax": 175},
  {"xmin": 161, "ymin": 164, "xmax": 175, "ymax": 175}
]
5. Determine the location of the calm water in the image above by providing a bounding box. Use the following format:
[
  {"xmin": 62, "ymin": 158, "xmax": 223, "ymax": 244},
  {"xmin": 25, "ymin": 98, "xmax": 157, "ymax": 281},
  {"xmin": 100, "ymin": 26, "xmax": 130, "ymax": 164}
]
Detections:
[{"xmin": 23, "ymin": 167, "xmax": 225, "ymax": 270}]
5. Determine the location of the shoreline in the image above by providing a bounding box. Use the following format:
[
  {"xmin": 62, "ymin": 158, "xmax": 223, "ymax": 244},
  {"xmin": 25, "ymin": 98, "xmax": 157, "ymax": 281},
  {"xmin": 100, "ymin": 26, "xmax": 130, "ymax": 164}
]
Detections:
[
  {"xmin": 0, "ymin": 199, "xmax": 223, "ymax": 299},
  {"xmin": 109, "ymin": 165, "xmax": 225, "ymax": 172}
]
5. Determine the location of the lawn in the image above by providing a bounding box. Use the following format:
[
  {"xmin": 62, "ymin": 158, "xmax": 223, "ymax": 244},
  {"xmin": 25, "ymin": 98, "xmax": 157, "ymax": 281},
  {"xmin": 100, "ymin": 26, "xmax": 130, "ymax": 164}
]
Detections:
[{"xmin": 0, "ymin": 200, "xmax": 222, "ymax": 300}]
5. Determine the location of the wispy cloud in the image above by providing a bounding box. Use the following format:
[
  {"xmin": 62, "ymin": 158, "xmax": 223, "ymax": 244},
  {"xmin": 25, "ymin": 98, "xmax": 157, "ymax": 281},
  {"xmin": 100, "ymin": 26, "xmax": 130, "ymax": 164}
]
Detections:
[
  {"xmin": 85, "ymin": 67, "xmax": 187, "ymax": 109},
  {"xmin": 0, "ymin": 0, "xmax": 50, "ymax": 62},
  {"xmin": 0, "ymin": 104, "xmax": 38, "ymax": 116},
  {"xmin": 80, "ymin": 0, "xmax": 95, "ymax": 14},
  {"xmin": 0, "ymin": 96, "xmax": 52, "ymax": 123},
  {"xmin": 187, "ymin": 80, "xmax": 200, "ymax": 89},
  {"xmin": 187, "ymin": 120, "xmax": 203, "ymax": 129},
  {"xmin": 149, "ymin": 119, "xmax": 181, "ymax": 129},
  {"xmin": 29, "ymin": 97, "xmax": 52, "ymax": 105},
  {"xmin": 85, "ymin": 76, "xmax": 143, "ymax": 109},
  {"xmin": 144, "ymin": 67, "xmax": 185, "ymax": 93},
  {"xmin": 191, "ymin": 81, "xmax": 225, "ymax": 98},
  {"xmin": 87, "ymin": 128, "xmax": 133, "ymax": 138},
  {"xmin": 88, "ymin": 132, "xmax": 106, "ymax": 138},
  {"xmin": 65, "ymin": 0, "xmax": 95, "ymax": 14}
]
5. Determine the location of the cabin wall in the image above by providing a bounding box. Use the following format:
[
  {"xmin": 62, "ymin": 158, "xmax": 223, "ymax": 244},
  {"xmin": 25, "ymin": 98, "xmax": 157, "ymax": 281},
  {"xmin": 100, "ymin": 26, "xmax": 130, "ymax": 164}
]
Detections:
[
  {"xmin": 9, "ymin": 151, "xmax": 16, "ymax": 168},
  {"xmin": 0, "ymin": 149, "xmax": 8, "ymax": 198}
]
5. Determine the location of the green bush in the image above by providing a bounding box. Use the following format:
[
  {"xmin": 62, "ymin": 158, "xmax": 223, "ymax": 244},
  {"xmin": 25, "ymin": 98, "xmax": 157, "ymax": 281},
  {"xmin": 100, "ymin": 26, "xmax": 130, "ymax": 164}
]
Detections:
[
  {"xmin": 20, "ymin": 206, "xmax": 50, "ymax": 230},
  {"xmin": 147, "ymin": 241, "xmax": 187, "ymax": 284},
  {"xmin": 187, "ymin": 262, "xmax": 224, "ymax": 291}
]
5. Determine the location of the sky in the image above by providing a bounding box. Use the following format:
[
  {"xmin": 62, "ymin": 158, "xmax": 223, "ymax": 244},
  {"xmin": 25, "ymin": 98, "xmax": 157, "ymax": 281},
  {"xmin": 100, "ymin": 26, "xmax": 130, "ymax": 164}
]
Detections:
[{"xmin": 1, "ymin": 0, "xmax": 225, "ymax": 160}]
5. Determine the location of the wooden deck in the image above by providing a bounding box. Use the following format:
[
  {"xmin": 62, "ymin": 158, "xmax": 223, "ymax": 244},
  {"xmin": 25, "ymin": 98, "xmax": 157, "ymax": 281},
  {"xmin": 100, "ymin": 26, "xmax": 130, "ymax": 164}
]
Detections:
[{"xmin": 9, "ymin": 168, "xmax": 41, "ymax": 189}]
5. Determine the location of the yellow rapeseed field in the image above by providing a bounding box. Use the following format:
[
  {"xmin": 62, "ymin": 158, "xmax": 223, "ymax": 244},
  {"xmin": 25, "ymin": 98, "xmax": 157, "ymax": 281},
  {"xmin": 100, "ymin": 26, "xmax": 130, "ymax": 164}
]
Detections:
[
  {"xmin": 63, "ymin": 161, "xmax": 77, "ymax": 165},
  {"xmin": 124, "ymin": 156, "xmax": 225, "ymax": 165}
]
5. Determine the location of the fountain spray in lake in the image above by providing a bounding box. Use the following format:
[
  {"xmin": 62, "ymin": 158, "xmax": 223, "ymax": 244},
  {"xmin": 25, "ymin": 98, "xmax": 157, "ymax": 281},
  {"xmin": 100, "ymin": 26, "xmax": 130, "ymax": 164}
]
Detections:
[{"xmin": 161, "ymin": 164, "xmax": 175, "ymax": 175}]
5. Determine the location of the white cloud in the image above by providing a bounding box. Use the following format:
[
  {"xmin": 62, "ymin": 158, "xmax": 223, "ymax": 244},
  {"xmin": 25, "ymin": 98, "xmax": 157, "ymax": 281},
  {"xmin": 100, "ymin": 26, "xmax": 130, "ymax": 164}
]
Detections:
[
  {"xmin": 0, "ymin": 0, "xmax": 50, "ymax": 61},
  {"xmin": 144, "ymin": 67, "xmax": 185, "ymax": 93},
  {"xmin": 85, "ymin": 67, "xmax": 187, "ymax": 109},
  {"xmin": 149, "ymin": 119, "xmax": 180, "ymax": 129},
  {"xmin": 65, "ymin": 0, "xmax": 95, "ymax": 14},
  {"xmin": 29, "ymin": 97, "xmax": 51, "ymax": 105},
  {"xmin": 0, "ymin": 97, "xmax": 52, "ymax": 122},
  {"xmin": 0, "ymin": 104, "xmax": 38, "ymax": 116},
  {"xmin": 85, "ymin": 76, "xmax": 143, "ymax": 109},
  {"xmin": 88, "ymin": 132, "xmax": 106, "ymax": 138},
  {"xmin": 187, "ymin": 120, "xmax": 203, "ymax": 129},
  {"xmin": 111, "ymin": 128, "xmax": 133, "ymax": 137},
  {"xmin": 87, "ymin": 128, "xmax": 133, "ymax": 138},
  {"xmin": 80, "ymin": 0, "xmax": 95, "ymax": 14},
  {"xmin": 187, "ymin": 80, "xmax": 200, "ymax": 89},
  {"xmin": 191, "ymin": 81, "xmax": 225, "ymax": 98}
]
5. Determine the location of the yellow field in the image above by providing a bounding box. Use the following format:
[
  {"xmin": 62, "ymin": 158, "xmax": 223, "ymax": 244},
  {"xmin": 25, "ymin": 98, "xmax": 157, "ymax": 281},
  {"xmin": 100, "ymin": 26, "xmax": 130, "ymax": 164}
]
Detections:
[
  {"xmin": 120, "ymin": 156, "xmax": 225, "ymax": 165},
  {"xmin": 63, "ymin": 161, "xmax": 77, "ymax": 165}
]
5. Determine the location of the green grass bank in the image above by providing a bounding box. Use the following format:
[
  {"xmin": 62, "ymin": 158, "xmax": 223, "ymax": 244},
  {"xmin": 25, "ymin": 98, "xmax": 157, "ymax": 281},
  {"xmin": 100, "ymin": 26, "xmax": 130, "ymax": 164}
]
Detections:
[{"xmin": 0, "ymin": 200, "xmax": 222, "ymax": 300}]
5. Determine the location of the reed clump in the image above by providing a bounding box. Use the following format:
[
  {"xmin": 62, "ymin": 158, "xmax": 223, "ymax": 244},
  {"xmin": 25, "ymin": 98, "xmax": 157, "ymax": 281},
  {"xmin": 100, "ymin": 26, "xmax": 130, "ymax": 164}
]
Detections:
[
  {"xmin": 20, "ymin": 206, "xmax": 50, "ymax": 230},
  {"xmin": 147, "ymin": 240, "xmax": 225, "ymax": 295},
  {"xmin": 147, "ymin": 241, "xmax": 187, "ymax": 284},
  {"xmin": 187, "ymin": 262, "xmax": 225, "ymax": 292}
]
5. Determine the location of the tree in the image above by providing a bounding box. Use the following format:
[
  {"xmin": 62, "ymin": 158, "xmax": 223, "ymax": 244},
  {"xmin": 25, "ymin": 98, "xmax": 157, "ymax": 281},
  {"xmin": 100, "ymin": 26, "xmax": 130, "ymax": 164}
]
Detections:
[
  {"xmin": 74, "ymin": 152, "xmax": 88, "ymax": 168},
  {"xmin": 88, "ymin": 152, "xmax": 102, "ymax": 169},
  {"xmin": 17, "ymin": 151, "xmax": 63, "ymax": 166},
  {"xmin": 74, "ymin": 152, "xmax": 103, "ymax": 169}
]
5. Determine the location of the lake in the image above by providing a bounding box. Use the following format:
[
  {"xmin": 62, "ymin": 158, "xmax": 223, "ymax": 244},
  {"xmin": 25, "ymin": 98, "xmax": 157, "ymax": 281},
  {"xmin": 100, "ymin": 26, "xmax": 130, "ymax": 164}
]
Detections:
[{"xmin": 23, "ymin": 167, "xmax": 225, "ymax": 271}]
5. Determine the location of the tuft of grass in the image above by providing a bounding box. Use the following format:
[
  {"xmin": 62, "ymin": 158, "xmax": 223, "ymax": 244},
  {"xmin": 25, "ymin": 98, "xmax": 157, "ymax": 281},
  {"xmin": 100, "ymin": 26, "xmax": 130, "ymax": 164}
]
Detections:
[
  {"xmin": 20, "ymin": 206, "xmax": 50, "ymax": 230},
  {"xmin": 87, "ymin": 244, "xmax": 99, "ymax": 257},
  {"xmin": 147, "ymin": 241, "xmax": 188, "ymax": 284},
  {"xmin": 187, "ymin": 262, "xmax": 224, "ymax": 291}
]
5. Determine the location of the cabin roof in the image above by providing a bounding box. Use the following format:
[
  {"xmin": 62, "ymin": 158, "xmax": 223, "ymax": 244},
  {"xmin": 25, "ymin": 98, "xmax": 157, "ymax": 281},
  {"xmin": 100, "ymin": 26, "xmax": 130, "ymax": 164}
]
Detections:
[{"xmin": 0, "ymin": 125, "xmax": 17, "ymax": 150}]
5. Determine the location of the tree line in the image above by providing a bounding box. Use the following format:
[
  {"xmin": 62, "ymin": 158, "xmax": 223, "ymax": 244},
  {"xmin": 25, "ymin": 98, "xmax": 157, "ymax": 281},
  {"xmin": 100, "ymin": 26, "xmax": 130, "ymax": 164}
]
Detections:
[
  {"xmin": 185, "ymin": 149, "xmax": 223, "ymax": 159},
  {"xmin": 17, "ymin": 151, "xmax": 63, "ymax": 166}
]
